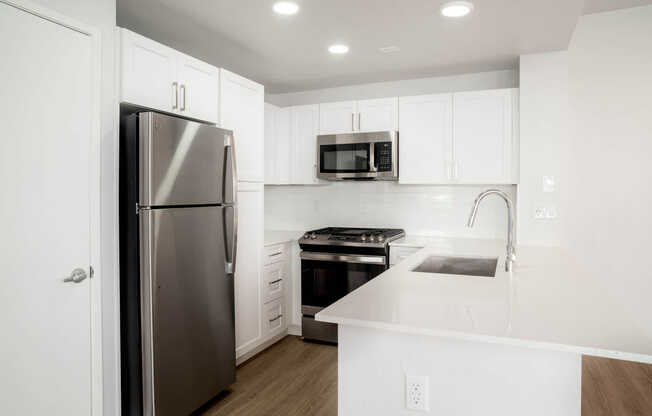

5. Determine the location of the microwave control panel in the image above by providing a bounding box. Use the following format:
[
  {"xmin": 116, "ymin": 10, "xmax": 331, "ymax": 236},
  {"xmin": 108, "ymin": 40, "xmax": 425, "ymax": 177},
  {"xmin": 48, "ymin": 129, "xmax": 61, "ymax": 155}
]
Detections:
[{"xmin": 375, "ymin": 142, "xmax": 393, "ymax": 172}]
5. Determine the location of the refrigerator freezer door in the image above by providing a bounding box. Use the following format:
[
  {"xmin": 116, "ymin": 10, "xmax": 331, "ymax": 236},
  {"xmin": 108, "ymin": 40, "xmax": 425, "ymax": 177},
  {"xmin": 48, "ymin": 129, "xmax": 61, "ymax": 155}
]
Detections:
[
  {"xmin": 139, "ymin": 112, "xmax": 234, "ymax": 206},
  {"xmin": 140, "ymin": 206, "xmax": 235, "ymax": 416}
]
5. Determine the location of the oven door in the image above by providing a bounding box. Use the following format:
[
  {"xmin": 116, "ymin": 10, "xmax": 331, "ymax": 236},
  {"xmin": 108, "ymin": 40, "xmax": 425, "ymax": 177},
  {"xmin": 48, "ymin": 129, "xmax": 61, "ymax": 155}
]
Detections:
[{"xmin": 300, "ymin": 252, "xmax": 387, "ymax": 310}]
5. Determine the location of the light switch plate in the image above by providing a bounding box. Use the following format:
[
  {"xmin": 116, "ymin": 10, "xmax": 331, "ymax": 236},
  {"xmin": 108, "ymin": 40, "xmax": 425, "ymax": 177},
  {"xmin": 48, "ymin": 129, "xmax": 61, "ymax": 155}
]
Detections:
[{"xmin": 543, "ymin": 176, "xmax": 556, "ymax": 193}]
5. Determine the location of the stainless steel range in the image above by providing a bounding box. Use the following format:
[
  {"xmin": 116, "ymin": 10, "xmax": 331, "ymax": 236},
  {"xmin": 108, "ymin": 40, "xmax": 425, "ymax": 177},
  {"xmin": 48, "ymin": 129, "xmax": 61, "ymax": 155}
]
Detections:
[{"xmin": 299, "ymin": 227, "xmax": 405, "ymax": 343}]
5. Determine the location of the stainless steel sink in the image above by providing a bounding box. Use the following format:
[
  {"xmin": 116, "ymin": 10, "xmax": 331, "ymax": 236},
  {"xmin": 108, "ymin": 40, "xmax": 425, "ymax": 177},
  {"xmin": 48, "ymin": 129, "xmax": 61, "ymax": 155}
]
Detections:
[{"xmin": 412, "ymin": 255, "xmax": 498, "ymax": 277}]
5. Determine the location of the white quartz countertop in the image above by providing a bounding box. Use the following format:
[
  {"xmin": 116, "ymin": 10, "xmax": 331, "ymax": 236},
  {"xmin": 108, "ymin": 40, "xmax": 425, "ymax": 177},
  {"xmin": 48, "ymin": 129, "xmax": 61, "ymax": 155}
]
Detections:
[
  {"xmin": 264, "ymin": 230, "xmax": 302, "ymax": 246},
  {"xmin": 317, "ymin": 237, "xmax": 652, "ymax": 364},
  {"xmin": 389, "ymin": 235, "xmax": 443, "ymax": 248}
]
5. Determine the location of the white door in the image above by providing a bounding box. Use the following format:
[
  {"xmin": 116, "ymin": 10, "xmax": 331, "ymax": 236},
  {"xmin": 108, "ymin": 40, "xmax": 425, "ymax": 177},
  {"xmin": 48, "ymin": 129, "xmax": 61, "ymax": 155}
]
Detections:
[
  {"xmin": 319, "ymin": 100, "xmax": 357, "ymax": 134},
  {"xmin": 220, "ymin": 69, "xmax": 265, "ymax": 182},
  {"xmin": 291, "ymin": 105, "xmax": 320, "ymax": 184},
  {"xmin": 264, "ymin": 103, "xmax": 278, "ymax": 184},
  {"xmin": 0, "ymin": 3, "xmax": 99, "ymax": 415},
  {"xmin": 357, "ymin": 97, "xmax": 398, "ymax": 132},
  {"xmin": 275, "ymin": 107, "xmax": 292, "ymax": 185},
  {"xmin": 453, "ymin": 89, "xmax": 515, "ymax": 184},
  {"xmin": 234, "ymin": 183, "xmax": 264, "ymax": 358},
  {"xmin": 120, "ymin": 28, "xmax": 177, "ymax": 113},
  {"xmin": 399, "ymin": 94, "xmax": 453, "ymax": 184},
  {"xmin": 177, "ymin": 53, "xmax": 219, "ymax": 124}
]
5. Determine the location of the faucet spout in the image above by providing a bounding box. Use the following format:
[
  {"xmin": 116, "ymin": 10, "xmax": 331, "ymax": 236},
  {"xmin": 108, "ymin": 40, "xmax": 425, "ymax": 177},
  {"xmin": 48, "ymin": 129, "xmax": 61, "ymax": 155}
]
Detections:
[{"xmin": 466, "ymin": 189, "xmax": 516, "ymax": 272}]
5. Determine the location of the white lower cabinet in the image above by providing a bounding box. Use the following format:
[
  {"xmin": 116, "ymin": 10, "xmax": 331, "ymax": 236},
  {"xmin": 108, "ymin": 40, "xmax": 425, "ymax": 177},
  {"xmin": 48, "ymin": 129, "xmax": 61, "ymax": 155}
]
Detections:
[
  {"xmin": 261, "ymin": 243, "xmax": 289, "ymax": 339},
  {"xmin": 263, "ymin": 298, "xmax": 285, "ymax": 339},
  {"xmin": 234, "ymin": 183, "xmax": 264, "ymax": 359}
]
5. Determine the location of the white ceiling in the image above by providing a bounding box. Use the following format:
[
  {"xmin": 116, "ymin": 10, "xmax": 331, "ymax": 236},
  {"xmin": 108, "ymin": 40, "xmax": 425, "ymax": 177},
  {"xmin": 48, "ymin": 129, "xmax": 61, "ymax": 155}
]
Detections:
[{"xmin": 117, "ymin": 0, "xmax": 652, "ymax": 93}]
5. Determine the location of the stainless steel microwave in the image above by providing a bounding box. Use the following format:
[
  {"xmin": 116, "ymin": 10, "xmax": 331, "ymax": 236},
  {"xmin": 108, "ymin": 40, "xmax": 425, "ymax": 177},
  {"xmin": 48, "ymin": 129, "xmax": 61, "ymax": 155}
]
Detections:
[{"xmin": 316, "ymin": 131, "xmax": 398, "ymax": 180}]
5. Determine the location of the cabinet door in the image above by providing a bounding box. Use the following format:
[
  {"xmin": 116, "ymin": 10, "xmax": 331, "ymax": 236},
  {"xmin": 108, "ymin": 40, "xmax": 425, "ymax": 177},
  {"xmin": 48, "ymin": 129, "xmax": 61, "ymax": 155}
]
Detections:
[
  {"xmin": 177, "ymin": 53, "xmax": 219, "ymax": 124},
  {"xmin": 453, "ymin": 89, "xmax": 516, "ymax": 184},
  {"xmin": 357, "ymin": 97, "xmax": 398, "ymax": 132},
  {"xmin": 291, "ymin": 105, "xmax": 320, "ymax": 184},
  {"xmin": 275, "ymin": 108, "xmax": 292, "ymax": 184},
  {"xmin": 234, "ymin": 183, "xmax": 264, "ymax": 358},
  {"xmin": 120, "ymin": 29, "xmax": 178, "ymax": 113},
  {"xmin": 399, "ymin": 94, "xmax": 453, "ymax": 184},
  {"xmin": 220, "ymin": 69, "xmax": 265, "ymax": 182},
  {"xmin": 264, "ymin": 103, "xmax": 278, "ymax": 184},
  {"xmin": 319, "ymin": 101, "xmax": 357, "ymax": 134}
]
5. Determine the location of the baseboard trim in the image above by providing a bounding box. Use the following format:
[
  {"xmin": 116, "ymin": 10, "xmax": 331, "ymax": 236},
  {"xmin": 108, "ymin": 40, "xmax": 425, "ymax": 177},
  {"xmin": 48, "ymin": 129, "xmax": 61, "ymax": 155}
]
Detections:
[
  {"xmin": 236, "ymin": 331, "xmax": 288, "ymax": 366},
  {"xmin": 288, "ymin": 324, "xmax": 302, "ymax": 336}
]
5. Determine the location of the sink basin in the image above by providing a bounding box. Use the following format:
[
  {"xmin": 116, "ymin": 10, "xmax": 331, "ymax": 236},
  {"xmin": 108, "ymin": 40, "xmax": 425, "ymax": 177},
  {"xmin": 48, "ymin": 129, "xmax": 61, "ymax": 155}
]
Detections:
[{"xmin": 412, "ymin": 255, "xmax": 498, "ymax": 277}]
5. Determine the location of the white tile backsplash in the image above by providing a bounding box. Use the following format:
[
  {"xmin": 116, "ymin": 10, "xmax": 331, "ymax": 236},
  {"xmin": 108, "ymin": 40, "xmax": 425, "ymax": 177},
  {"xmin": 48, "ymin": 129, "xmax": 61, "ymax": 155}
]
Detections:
[{"xmin": 265, "ymin": 182, "xmax": 516, "ymax": 239}]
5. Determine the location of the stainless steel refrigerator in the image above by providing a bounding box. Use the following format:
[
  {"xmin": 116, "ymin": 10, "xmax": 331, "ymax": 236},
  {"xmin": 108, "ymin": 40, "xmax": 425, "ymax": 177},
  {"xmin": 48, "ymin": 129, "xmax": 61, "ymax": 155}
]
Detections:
[{"xmin": 120, "ymin": 111, "xmax": 237, "ymax": 416}]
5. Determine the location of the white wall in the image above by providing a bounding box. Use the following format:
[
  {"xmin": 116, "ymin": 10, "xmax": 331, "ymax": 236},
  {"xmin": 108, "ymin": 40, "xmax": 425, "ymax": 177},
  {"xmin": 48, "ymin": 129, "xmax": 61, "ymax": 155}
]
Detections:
[
  {"xmin": 266, "ymin": 183, "xmax": 515, "ymax": 239},
  {"xmin": 31, "ymin": 0, "xmax": 120, "ymax": 414},
  {"xmin": 517, "ymin": 52, "xmax": 570, "ymax": 246},
  {"xmin": 266, "ymin": 69, "xmax": 518, "ymax": 107}
]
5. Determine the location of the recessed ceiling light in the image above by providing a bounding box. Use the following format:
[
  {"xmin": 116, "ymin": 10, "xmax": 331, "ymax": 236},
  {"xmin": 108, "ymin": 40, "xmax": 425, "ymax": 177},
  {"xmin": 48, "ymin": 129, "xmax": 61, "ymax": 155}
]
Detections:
[
  {"xmin": 328, "ymin": 44, "xmax": 349, "ymax": 54},
  {"xmin": 273, "ymin": 1, "xmax": 299, "ymax": 15},
  {"xmin": 441, "ymin": 1, "xmax": 474, "ymax": 18}
]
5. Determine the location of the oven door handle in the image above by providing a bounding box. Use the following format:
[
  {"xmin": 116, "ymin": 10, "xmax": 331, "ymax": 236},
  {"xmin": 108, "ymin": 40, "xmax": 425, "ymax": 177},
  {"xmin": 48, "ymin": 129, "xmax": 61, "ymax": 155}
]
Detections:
[{"xmin": 300, "ymin": 251, "xmax": 386, "ymax": 265}]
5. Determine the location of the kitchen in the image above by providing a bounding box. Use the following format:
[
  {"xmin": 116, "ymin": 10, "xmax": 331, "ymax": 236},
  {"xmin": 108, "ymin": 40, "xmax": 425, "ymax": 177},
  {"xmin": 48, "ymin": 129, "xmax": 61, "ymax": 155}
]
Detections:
[{"xmin": 1, "ymin": 0, "xmax": 651, "ymax": 415}]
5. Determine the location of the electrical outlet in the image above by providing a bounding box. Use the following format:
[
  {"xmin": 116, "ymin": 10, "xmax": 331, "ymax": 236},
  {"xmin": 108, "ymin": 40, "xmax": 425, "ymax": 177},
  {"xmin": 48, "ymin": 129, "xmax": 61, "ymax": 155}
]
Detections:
[
  {"xmin": 534, "ymin": 207, "xmax": 547, "ymax": 219},
  {"xmin": 406, "ymin": 375, "xmax": 429, "ymax": 412}
]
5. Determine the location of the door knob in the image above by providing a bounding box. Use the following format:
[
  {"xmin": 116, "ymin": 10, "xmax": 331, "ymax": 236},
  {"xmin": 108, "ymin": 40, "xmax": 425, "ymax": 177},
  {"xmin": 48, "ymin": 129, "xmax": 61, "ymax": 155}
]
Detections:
[{"xmin": 63, "ymin": 268, "xmax": 88, "ymax": 284}]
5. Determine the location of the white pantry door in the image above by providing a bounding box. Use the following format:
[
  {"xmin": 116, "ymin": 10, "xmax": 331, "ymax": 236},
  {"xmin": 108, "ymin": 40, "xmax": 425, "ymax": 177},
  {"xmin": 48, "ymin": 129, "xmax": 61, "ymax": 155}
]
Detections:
[{"xmin": 0, "ymin": 2, "xmax": 100, "ymax": 415}]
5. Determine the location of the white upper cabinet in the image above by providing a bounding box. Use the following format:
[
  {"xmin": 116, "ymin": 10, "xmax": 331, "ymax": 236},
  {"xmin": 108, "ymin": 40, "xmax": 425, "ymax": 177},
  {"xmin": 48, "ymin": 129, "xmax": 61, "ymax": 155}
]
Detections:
[
  {"xmin": 319, "ymin": 98, "xmax": 399, "ymax": 134},
  {"xmin": 357, "ymin": 97, "xmax": 399, "ymax": 132},
  {"xmin": 397, "ymin": 88, "xmax": 518, "ymax": 184},
  {"xmin": 120, "ymin": 29, "xmax": 177, "ymax": 113},
  {"xmin": 264, "ymin": 104, "xmax": 292, "ymax": 185},
  {"xmin": 291, "ymin": 105, "xmax": 321, "ymax": 185},
  {"xmin": 220, "ymin": 69, "xmax": 265, "ymax": 183},
  {"xmin": 453, "ymin": 89, "xmax": 518, "ymax": 184},
  {"xmin": 319, "ymin": 101, "xmax": 357, "ymax": 134},
  {"xmin": 176, "ymin": 53, "xmax": 219, "ymax": 124},
  {"xmin": 399, "ymin": 94, "xmax": 453, "ymax": 184},
  {"xmin": 119, "ymin": 28, "xmax": 219, "ymax": 124},
  {"xmin": 264, "ymin": 103, "xmax": 278, "ymax": 183}
]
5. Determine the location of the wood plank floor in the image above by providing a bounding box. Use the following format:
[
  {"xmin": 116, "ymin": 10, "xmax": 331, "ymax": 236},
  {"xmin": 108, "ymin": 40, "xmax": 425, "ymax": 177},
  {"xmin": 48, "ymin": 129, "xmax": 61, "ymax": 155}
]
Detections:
[
  {"xmin": 197, "ymin": 336, "xmax": 652, "ymax": 416},
  {"xmin": 197, "ymin": 336, "xmax": 337, "ymax": 416}
]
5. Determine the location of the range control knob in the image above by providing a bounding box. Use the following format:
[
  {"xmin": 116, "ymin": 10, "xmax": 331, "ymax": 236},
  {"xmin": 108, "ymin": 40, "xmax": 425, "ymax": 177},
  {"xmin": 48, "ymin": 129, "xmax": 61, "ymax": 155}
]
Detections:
[
  {"xmin": 368, "ymin": 235, "xmax": 376, "ymax": 243},
  {"xmin": 303, "ymin": 233, "xmax": 311, "ymax": 239},
  {"xmin": 360, "ymin": 234, "xmax": 367, "ymax": 242},
  {"xmin": 310, "ymin": 233, "xmax": 317, "ymax": 240},
  {"xmin": 377, "ymin": 235, "xmax": 385, "ymax": 242}
]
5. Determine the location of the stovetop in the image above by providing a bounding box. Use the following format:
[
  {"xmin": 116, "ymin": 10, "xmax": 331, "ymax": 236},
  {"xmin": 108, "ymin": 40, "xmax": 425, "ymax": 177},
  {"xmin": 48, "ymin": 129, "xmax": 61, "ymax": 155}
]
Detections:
[{"xmin": 299, "ymin": 227, "xmax": 405, "ymax": 248}]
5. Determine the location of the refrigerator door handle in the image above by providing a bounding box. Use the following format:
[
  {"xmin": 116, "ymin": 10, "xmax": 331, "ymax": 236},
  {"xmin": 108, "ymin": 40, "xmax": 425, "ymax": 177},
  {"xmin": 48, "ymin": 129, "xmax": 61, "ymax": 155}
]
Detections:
[
  {"xmin": 223, "ymin": 132, "xmax": 238, "ymax": 275},
  {"xmin": 224, "ymin": 133, "xmax": 238, "ymax": 204},
  {"xmin": 224, "ymin": 204, "xmax": 238, "ymax": 275}
]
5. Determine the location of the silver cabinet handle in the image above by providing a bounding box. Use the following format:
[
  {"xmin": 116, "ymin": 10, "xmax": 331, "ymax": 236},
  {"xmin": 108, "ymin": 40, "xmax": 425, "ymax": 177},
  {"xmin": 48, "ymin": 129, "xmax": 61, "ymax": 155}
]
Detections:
[
  {"xmin": 268, "ymin": 251, "xmax": 282, "ymax": 257},
  {"xmin": 180, "ymin": 84, "xmax": 186, "ymax": 111},
  {"xmin": 269, "ymin": 278, "xmax": 283, "ymax": 285},
  {"xmin": 269, "ymin": 314, "xmax": 283, "ymax": 323},
  {"xmin": 172, "ymin": 82, "xmax": 178, "ymax": 110},
  {"xmin": 351, "ymin": 113, "xmax": 355, "ymax": 131},
  {"xmin": 63, "ymin": 268, "xmax": 87, "ymax": 284},
  {"xmin": 358, "ymin": 112, "xmax": 361, "ymax": 131}
]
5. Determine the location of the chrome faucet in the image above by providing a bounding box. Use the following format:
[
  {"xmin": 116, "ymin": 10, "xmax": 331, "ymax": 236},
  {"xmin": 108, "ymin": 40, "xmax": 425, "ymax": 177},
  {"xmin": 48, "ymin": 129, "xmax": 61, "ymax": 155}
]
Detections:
[{"xmin": 467, "ymin": 189, "xmax": 516, "ymax": 272}]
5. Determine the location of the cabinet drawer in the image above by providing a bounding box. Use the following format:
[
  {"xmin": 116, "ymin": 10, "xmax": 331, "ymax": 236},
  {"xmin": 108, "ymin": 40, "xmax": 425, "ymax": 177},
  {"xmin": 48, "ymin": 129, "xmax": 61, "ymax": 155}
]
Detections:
[
  {"xmin": 263, "ymin": 243, "xmax": 286, "ymax": 265},
  {"xmin": 263, "ymin": 262, "xmax": 285, "ymax": 303},
  {"xmin": 263, "ymin": 298, "xmax": 285, "ymax": 339},
  {"xmin": 389, "ymin": 246, "xmax": 422, "ymax": 266}
]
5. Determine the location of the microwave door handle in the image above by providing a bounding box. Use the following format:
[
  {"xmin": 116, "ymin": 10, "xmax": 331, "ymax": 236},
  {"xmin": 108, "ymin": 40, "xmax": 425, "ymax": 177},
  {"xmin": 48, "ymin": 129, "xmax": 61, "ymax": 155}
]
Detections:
[{"xmin": 369, "ymin": 142, "xmax": 377, "ymax": 172}]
